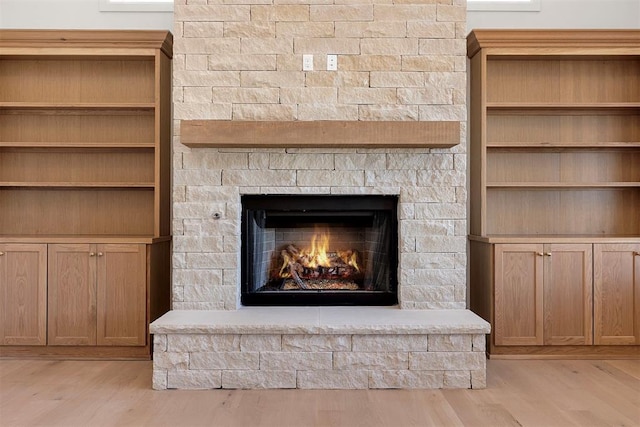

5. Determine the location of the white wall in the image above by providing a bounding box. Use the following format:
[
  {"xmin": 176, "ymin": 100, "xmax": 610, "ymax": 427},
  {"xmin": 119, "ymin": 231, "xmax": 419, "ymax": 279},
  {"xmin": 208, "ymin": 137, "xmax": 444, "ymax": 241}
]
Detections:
[
  {"xmin": 467, "ymin": 0, "xmax": 639, "ymax": 33},
  {"xmin": 0, "ymin": 0, "xmax": 173, "ymax": 30},
  {"xmin": 1, "ymin": 0, "xmax": 638, "ymax": 31}
]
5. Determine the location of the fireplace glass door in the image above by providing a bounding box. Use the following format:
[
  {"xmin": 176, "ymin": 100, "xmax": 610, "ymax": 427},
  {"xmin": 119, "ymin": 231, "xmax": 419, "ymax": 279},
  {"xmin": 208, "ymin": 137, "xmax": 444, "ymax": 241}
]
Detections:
[{"xmin": 241, "ymin": 195, "xmax": 398, "ymax": 305}]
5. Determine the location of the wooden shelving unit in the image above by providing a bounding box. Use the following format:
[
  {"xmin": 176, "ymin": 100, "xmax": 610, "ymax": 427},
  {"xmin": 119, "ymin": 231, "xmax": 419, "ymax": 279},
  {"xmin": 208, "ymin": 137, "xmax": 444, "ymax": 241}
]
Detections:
[
  {"xmin": 467, "ymin": 29, "xmax": 640, "ymax": 358},
  {"xmin": 0, "ymin": 30, "xmax": 173, "ymax": 359}
]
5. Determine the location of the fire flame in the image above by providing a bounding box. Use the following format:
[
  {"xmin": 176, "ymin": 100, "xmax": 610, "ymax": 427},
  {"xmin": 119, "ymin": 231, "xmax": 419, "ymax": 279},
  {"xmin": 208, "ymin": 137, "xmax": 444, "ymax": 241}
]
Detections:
[{"xmin": 276, "ymin": 231, "xmax": 360, "ymax": 279}]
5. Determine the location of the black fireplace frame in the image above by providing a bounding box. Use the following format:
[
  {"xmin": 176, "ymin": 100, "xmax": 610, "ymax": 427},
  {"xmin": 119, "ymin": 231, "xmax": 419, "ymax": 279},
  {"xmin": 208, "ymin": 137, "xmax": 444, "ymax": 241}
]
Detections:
[{"xmin": 241, "ymin": 194, "xmax": 399, "ymax": 306}]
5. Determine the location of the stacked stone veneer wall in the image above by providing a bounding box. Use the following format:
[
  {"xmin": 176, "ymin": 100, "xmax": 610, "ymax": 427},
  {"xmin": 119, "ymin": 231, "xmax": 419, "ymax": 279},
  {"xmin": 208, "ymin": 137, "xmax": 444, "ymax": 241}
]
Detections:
[
  {"xmin": 172, "ymin": 0, "xmax": 469, "ymax": 310},
  {"xmin": 161, "ymin": 0, "xmax": 485, "ymax": 390}
]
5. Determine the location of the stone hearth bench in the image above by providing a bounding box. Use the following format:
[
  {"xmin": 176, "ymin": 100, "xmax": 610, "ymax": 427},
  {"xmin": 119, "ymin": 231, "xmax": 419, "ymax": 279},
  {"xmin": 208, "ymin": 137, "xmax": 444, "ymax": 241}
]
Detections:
[{"xmin": 150, "ymin": 307, "xmax": 490, "ymax": 390}]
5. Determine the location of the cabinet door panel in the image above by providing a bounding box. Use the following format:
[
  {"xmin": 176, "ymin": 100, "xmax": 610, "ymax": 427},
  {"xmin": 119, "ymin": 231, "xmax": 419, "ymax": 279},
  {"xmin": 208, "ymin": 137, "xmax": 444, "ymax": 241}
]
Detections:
[
  {"xmin": 494, "ymin": 244, "xmax": 544, "ymax": 346},
  {"xmin": 594, "ymin": 244, "xmax": 640, "ymax": 345},
  {"xmin": 48, "ymin": 244, "xmax": 96, "ymax": 346},
  {"xmin": 96, "ymin": 244, "xmax": 146, "ymax": 346},
  {"xmin": 0, "ymin": 244, "xmax": 47, "ymax": 345},
  {"xmin": 544, "ymin": 244, "xmax": 593, "ymax": 345}
]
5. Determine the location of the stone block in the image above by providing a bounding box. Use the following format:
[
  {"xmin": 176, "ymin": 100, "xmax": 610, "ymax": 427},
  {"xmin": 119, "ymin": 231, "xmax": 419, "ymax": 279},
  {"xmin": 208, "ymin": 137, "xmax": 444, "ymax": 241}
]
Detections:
[
  {"xmin": 436, "ymin": 5, "xmax": 466, "ymax": 22},
  {"xmin": 190, "ymin": 352, "xmax": 260, "ymax": 370},
  {"xmin": 374, "ymin": 5, "xmax": 436, "ymax": 21},
  {"xmin": 473, "ymin": 334, "xmax": 487, "ymax": 352},
  {"xmin": 370, "ymin": 72, "xmax": 424, "ymax": 88},
  {"xmin": 297, "ymin": 170, "xmax": 364, "ymax": 187},
  {"xmin": 241, "ymin": 71, "xmax": 304, "ymax": 88},
  {"xmin": 334, "ymin": 352, "xmax": 409, "ymax": 370},
  {"xmin": 222, "ymin": 370, "xmax": 297, "ymax": 389},
  {"xmin": 406, "ymin": 21, "xmax": 455, "ymax": 38},
  {"xmin": 358, "ymin": 105, "xmax": 420, "ymax": 121},
  {"xmin": 352, "ymin": 335, "xmax": 428, "ymax": 352},
  {"xmin": 223, "ymin": 170, "xmax": 296, "ymax": 186},
  {"xmin": 401, "ymin": 285, "xmax": 455, "ymax": 304},
  {"xmin": 369, "ymin": 370, "xmax": 444, "ymax": 389},
  {"xmin": 251, "ymin": 5, "xmax": 310, "ymax": 22},
  {"xmin": 241, "ymin": 38, "xmax": 293, "ymax": 55},
  {"xmin": 310, "ymin": 5, "xmax": 373, "ymax": 21},
  {"xmin": 419, "ymin": 39, "xmax": 466, "ymax": 56},
  {"xmin": 153, "ymin": 334, "xmax": 167, "ymax": 352},
  {"xmin": 339, "ymin": 55, "xmax": 401, "ymax": 72},
  {"xmin": 209, "ymin": 55, "xmax": 277, "ymax": 71},
  {"xmin": 260, "ymin": 352, "xmax": 333, "ymax": 370},
  {"xmin": 297, "ymin": 104, "xmax": 360, "ymax": 121},
  {"xmin": 409, "ymin": 351, "xmax": 485, "ymax": 371},
  {"xmin": 184, "ymin": 22, "xmax": 224, "ymax": 38},
  {"xmin": 401, "ymin": 253, "xmax": 456, "ymax": 270},
  {"xmin": 282, "ymin": 334, "xmax": 351, "ymax": 351},
  {"xmin": 186, "ymin": 252, "xmax": 237, "ymax": 269},
  {"xmin": 428, "ymin": 334, "xmax": 472, "ymax": 352},
  {"xmin": 176, "ymin": 38, "xmax": 241, "ymax": 56},
  {"xmin": 444, "ymin": 371, "xmax": 471, "ymax": 388},
  {"xmin": 268, "ymin": 153, "xmax": 335, "ymax": 170},
  {"xmin": 402, "ymin": 55, "xmax": 456, "ymax": 72},
  {"xmin": 471, "ymin": 369, "xmax": 487, "ymax": 389},
  {"xmin": 152, "ymin": 370, "xmax": 168, "ymax": 390},
  {"xmin": 295, "ymin": 38, "xmax": 361, "ymax": 55},
  {"xmin": 174, "ymin": 5, "xmax": 250, "ymax": 21},
  {"xmin": 387, "ymin": 153, "xmax": 453, "ymax": 170},
  {"xmin": 397, "ymin": 87, "xmax": 452, "ymax": 105},
  {"xmin": 229, "ymin": 101, "xmax": 291, "ymax": 118},
  {"xmin": 332, "ymin": 153, "xmax": 386, "ymax": 170},
  {"xmin": 168, "ymin": 370, "xmax": 222, "ymax": 389},
  {"xmin": 168, "ymin": 334, "xmax": 241, "ymax": 352},
  {"xmin": 279, "ymin": 87, "xmax": 338, "ymax": 104},
  {"xmin": 335, "ymin": 22, "xmax": 407, "ymax": 38},
  {"xmin": 361, "ymin": 38, "xmax": 418, "ymax": 55},
  {"xmin": 173, "ymin": 103, "xmax": 231, "ymax": 121},
  {"xmin": 224, "ymin": 22, "xmax": 276, "ymax": 38},
  {"xmin": 365, "ymin": 170, "xmax": 416, "ymax": 187},
  {"xmin": 297, "ymin": 370, "xmax": 369, "ymax": 389},
  {"xmin": 241, "ymin": 334, "xmax": 282, "ymax": 351},
  {"xmin": 305, "ymin": 71, "xmax": 369, "ymax": 87},
  {"xmin": 416, "ymin": 203, "xmax": 466, "ymax": 221},
  {"xmin": 153, "ymin": 352, "xmax": 189, "ymax": 370},
  {"xmin": 276, "ymin": 22, "xmax": 334, "ymax": 37},
  {"xmin": 415, "ymin": 235, "xmax": 466, "ymax": 252}
]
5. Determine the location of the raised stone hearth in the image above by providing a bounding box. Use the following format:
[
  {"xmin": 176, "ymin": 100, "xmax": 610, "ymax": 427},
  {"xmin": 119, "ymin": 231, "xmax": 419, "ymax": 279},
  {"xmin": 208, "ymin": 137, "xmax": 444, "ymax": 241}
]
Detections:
[{"xmin": 151, "ymin": 307, "xmax": 490, "ymax": 389}]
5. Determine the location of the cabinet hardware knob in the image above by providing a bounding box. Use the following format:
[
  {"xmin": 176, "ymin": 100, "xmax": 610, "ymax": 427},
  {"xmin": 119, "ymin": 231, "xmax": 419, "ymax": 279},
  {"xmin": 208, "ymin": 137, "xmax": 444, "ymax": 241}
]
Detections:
[
  {"xmin": 635, "ymin": 252, "xmax": 640, "ymax": 256},
  {"xmin": 0, "ymin": 252, "xmax": 4, "ymax": 256},
  {"xmin": 89, "ymin": 252, "xmax": 96, "ymax": 257},
  {"xmin": 544, "ymin": 252, "xmax": 552, "ymax": 256},
  {"xmin": 98, "ymin": 252, "xmax": 104, "ymax": 257},
  {"xmin": 536, "ymin": 252, "xmax": 544, "ymax": 256}
]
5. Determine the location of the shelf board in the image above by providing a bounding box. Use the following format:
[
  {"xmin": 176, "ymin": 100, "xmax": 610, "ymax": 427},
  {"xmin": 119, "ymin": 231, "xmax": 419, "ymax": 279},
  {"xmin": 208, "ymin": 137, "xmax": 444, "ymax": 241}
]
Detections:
[
  {"xmin": 0, "ymin": 102, "xmax": 155, "ymax": 111},
  {"xmin": 0, "ymin": 182, "xmax": 155, "ymax": 189},
  {"xmin": 0, "ymin": 234, "xmax": 168, "ymax": 244},
  {"xmin": 0, "ymin": 142, "xmax": 155, "ymax": 149},
  {"xmin": 486, "ymin": 102, "xmax": 640, "ymax": 112},
  {"xmin": 487, "ymin": 182, "xmax": 640, "ymax": 188},
  {"xmin": 486, "ymin": 143, "xmax": 640, "ymax": 149},
  {"xmin": 469, "ymin": 234, "xmax": 640, "ymax": 244}
]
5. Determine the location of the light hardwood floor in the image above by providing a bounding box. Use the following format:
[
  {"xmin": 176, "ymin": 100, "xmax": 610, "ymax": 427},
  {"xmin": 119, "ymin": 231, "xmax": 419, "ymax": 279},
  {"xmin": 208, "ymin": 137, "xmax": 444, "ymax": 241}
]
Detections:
[{"xmin": 1, "ymin": 359, "xmax": 638, "ymax": 426}]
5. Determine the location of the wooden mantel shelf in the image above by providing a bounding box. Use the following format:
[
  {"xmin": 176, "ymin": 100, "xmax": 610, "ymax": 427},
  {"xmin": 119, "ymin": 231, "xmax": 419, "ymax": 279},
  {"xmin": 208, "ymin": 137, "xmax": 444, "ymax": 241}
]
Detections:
[{"xmin": 180, "ymin": 120, "xmax": 460, "ymax": 148}]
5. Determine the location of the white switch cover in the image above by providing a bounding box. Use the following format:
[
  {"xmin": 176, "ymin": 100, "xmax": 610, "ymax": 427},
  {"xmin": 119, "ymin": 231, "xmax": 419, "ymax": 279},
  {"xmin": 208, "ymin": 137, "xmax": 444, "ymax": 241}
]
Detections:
[
  {"xmin": 327, "ymin": 54, "xmax": 337, "ymax": 71},
  {"xmin": 302, "ymin": 54, "xmax": 313, "ymax": 71}
]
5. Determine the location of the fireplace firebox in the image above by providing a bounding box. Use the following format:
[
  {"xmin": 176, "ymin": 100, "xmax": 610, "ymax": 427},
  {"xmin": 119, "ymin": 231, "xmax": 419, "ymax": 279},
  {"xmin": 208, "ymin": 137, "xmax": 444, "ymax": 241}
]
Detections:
[{"xmin": 241, "ymin": 195, "xmax": 398, "ymax": 306}]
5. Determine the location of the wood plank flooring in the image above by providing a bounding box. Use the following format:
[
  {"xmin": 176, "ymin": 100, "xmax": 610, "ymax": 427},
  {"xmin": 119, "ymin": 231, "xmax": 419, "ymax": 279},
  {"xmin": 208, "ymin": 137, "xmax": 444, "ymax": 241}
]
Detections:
[{"xmin": 1, "ymin": 359, "xmax": 638, "ymax": 426}]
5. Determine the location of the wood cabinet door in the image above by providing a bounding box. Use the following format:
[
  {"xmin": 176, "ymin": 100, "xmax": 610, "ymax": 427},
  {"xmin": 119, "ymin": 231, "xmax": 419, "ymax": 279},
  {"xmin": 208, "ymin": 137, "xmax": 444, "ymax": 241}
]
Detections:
[
  {"xmin": 543, "ymin": 244, "xmax": 593, "ymax": 345},
  {"xmin": 96, "ymin": 244, "xmax": 146, "ymax": 346},
  {"xmin": 0, "ymin": 244, "xmax": 47, "ymax": 346},
  {"xmin": 48, "ymin": 244, "xmax": 96, "ymax": 346},
  {"xmin": 594, "ymin": 243, "xmax": 640, "ymax": 345},
  {"xmin": 494, "ymin": 244, "xmax": 544, "ymax": 346}
]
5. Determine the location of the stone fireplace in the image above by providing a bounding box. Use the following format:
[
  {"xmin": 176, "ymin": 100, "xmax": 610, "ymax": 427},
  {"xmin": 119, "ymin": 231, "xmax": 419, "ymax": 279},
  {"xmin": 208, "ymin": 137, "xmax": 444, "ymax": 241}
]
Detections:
[{"xmin": 150, "ymin": 0, "xmax": 490, "ymax": 390}]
